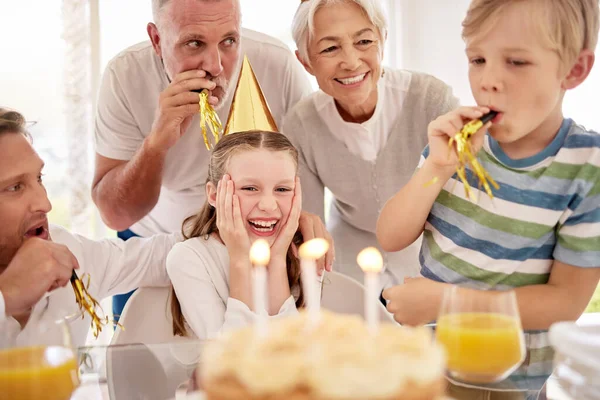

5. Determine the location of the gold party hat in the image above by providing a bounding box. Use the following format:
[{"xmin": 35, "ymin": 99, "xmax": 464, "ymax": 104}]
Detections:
[{"xmin": 224, "ymin": 55, "xmax": 278, "ymax": 135}]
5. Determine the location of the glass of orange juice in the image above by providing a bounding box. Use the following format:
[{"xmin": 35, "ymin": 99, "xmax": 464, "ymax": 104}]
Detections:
[
  {"xmin": 435, "ymin": 286, "xmax": 526, "ymax": 384},
  {"xmin": 0, "ymin": 304, "xmax": 80, "ymax": 400}
]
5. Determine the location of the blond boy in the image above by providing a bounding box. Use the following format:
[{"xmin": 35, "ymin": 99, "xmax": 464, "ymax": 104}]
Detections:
[{"xmin": 377, "ymin": 0, "xmax": 600, "ymax": 390}]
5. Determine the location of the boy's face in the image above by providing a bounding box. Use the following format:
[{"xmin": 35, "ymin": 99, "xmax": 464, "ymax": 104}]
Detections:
[{"xmin": 466, "ymin": 2, "xmax": 568, "ymax": 149}]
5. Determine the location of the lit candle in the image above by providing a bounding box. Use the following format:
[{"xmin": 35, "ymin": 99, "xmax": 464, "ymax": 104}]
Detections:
[
  {"xmin": 299, "ymin": 238, "xmax": 329, "ymax": 328},
  {"xmin": 357, "ymin": 247, "xmax": 383, "ymax": 335},
  {"xmin": 249, "ymin": 239, "xmax": 270, "ymax": 337}
]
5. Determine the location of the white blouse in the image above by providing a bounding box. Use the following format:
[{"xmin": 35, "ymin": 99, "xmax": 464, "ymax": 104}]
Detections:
[
  {"xmin": 312, "ymin": 69, "xmax": 412, "ymax": 162},
  {"xmin": 167, "ymin": 235, "xmax": 298, "ymax": 340}
]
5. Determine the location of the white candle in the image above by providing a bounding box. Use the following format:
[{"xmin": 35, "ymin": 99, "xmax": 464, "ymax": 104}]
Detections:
[
  {"xmin": 250, "ymin": 239, "xmax": 270, "ymax": 338},
  {"xmin": 357, "ymin": 247, "xmax": 383, "ymax": 335},
  {"xmin": 299, "ymin": 238, "xmax": 329, "ymax": 328}
]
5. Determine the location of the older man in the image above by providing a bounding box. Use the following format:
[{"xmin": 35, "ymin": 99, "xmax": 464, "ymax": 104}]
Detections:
[
  {"xmin": 92, "ymin": 0, "xmax": 332, "ymax": 319},
  {"xmin": 0, "ymin": 109, "xmax": 181, "ymax": 346}
]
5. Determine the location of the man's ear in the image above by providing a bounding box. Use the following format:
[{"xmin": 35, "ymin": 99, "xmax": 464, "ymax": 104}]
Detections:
[
  {"xmin": 147, "ymin": 22, "xmax": 162, "ymax": 58},
  {"xmin": 206, "ymin": 181, "xmax": 217, "ymax": 207},
  {"xmin": 296, "ymin": 50, "xmax": 315, "ymax": 76},
  {"xmin": 562, "ymin": 49, "xmax": 595, "ymax": 90}
]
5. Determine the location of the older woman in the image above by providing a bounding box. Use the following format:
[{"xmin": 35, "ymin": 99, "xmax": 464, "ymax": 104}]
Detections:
[{"xmin": 283, "ymin": 0, "xmax": 459, "ymax": 286}]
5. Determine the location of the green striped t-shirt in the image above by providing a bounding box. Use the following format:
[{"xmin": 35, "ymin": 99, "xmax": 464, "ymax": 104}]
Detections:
[{"xmin": 420, "ymin": 118, "xmax": 600, "ymax": 388}]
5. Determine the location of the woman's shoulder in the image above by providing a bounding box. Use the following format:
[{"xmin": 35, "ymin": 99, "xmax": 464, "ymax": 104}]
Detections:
[
  {"xmin": 394, "ymin": 69, "xmax": 453, "ymax": 95},
  {"xmin": 283, "ymin": 91, "xmax": 327, "ymax": 128},
  {"xmin": 390, "ymin": 69, "xmax": 459, "ymax": 114}
]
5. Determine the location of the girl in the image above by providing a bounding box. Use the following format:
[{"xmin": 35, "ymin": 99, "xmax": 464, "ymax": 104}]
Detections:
[{"xmin": 167, "ymin": 131, "xmax": 304, "ymax": 339}]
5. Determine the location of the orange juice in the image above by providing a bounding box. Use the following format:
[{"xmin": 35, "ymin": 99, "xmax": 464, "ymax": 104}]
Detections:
[
  {"xmin": 436, "ymin": 313, "xmax": 524, "ymax": 380},
  {"xmin": 0, "ymin": 346, "xmax": 79, "ymax": 400}
]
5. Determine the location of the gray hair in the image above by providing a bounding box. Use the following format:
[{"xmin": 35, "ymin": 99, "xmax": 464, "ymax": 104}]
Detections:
[
  {"xmin": 292, "ymin": 0, "xmax": 388, "ymax": 64},
  {"xmin": 152, "ymin": 0, "xmax": 170, "ymax": 25},
  {"xmin": 152, "ymin": 0, "xmax": 240, "ymax": 27}
]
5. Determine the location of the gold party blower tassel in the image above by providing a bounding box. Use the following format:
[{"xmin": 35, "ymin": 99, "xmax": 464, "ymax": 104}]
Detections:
[
  {"xmin": 448, "ymin": 110, "xmax": 500, "ymax": 201},
  {"xmin": 197, "ymin": 89, "xmax": 223, "ymax": 150},
  {"xmin": 70, "ymin": 271, "xmax": 119, "ymax": 338}
]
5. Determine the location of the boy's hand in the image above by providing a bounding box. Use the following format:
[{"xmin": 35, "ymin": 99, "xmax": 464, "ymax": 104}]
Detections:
[
  {"xmin": 427, "ymin": 106, "xmax": 491, "ymax": 169},
  {"xmin": 382, "ymin": 277, "xmax": 446, "ymax": 326}
]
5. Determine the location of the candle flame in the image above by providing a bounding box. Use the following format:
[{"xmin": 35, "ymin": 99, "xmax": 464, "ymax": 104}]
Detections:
[
  {"xmin": 298, "ymin": 238, "xmax": 329, "ymax": 260},
  {"xmin": 357, "ymin": 247, "xmax": 383, "ymax": 273},
  {"xmin": 250, "ymin": 239, "xmax": 270, "ymax": 266}
]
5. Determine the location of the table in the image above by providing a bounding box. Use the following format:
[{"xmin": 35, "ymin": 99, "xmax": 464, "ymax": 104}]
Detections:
[
  {"xmin": 69, "ymin": 340, "xmax": 572, "ymax": 400},
  {"xmin": 72, "ymin": 341, "xmax": 202, "ymax": 400}
]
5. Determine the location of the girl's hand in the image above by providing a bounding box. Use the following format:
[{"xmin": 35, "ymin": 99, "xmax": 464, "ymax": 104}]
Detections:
[
  {"xmin": 216, "ymin": 174, "xmax": 251, "ymax": 265},
  {"xmin": 270, "ymin": 177, "xmax": 302, "ymax": 265}
]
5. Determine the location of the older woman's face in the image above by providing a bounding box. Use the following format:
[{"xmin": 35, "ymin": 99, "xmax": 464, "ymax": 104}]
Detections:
[{"xmin": 305, "ymin": 1, "xmax": 383, "ymax": 114}]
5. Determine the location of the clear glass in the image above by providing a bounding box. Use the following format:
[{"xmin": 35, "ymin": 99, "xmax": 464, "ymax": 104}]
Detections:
[
  {"xmin": 436, "ymin": 286, "xmax": 526, "ymax": 384},
  {"xmin": 0, "ymin": 299, "xmax": 80, "ymax": 400}
]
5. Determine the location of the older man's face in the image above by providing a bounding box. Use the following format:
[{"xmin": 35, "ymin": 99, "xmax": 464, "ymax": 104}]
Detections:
[
  {"xmin": 153, "ymin": 0, "xmax": 242, "ymax": 109},
  {"xmin": 0, "ymin": 134, "xmax": 52, "ymax": 269}
]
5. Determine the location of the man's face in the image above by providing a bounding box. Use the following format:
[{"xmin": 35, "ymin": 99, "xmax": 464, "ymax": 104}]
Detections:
[
  {"xmin": 151, "ymin": 0, "xmax": 242, "ymax": 109},
  {"xmin": 0, "ymin": 133, "xmax": 51, "ymax": 268}
]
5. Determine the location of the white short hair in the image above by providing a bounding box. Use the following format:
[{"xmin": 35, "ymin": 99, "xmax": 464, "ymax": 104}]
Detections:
[
  {"xmin": 152, "ymin": 0, "xmax": 170, "ymax": 25},
  {"xmin": 152, "ymin": 0, "xmax": 240, "ymax": 27},
  {"xmin": 292, "ymin": 0, "xmax": 388, "ymax": 64}
]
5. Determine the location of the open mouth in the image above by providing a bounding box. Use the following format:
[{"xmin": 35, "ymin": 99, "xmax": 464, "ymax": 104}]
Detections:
[
  {"xmin": 335, "ymin": 72, "xmax": 369, "ymax": 86},
  {"xmin": 490, "ymin": 110, "xmax": 504, "ymax": 124},
  {"xmin": 485, "ymin": 106, "xmax": 504, "ymax": 124},
  {"xmin": 24, "ymin": 223, "xmax": 49, "ymax": 240},
  {"xmin": 248, "ymin": 219, "xmax": 279, "ymax": 234}
]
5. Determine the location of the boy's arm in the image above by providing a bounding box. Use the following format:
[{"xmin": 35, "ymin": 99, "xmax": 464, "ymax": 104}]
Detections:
[
  {"xmin": 513, "ymin": 261, "xmax": 600, "ymax": 329},
  {"xmin": 377, "ymin": 159, "xmax": 454, "ymax": 252},
  {"xmin": 385, "ymin": 261, "xmax": 600, "ymax": 329},
  {"xmin": 377, "ymin": 105, "xmax": 492, "ymax": 252}
]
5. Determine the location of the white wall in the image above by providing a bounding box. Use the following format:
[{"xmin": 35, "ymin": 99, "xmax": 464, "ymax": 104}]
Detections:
[{"xmin": 391, "ymin": 0, "xmax": 472, "ymax": 102}]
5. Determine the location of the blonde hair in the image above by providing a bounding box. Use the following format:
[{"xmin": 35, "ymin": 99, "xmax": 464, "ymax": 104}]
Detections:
[
  {"xmin": 292, "ymin": 0, "xmax": 388, "ymax": 64},
  {"xmin": 462, "ymin": 0, "xmax": 599, "ymax": 69},
  {"xmin": 171, "ymin": 131, "xmax": 305, "ymax": 337}
]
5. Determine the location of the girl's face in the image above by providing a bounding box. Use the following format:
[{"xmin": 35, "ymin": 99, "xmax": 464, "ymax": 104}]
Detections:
[{"xmin": 209, "ymin": 149, "xmax": 297, "ymax": 246}]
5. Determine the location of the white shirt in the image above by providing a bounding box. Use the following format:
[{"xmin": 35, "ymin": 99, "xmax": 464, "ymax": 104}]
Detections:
[
  {"xmin": 167, "ymin": 235, "xmax": 298, "ymax": 340},
  {"xmin": 312, "ymin": 69, "xmax": 412, "ymax": 162},
  {"xmin": 95, "ymin": 29, "xmax": 313, "ymax": 237},
  {"xmin": 1, "ymin": 225, "xmax": 181, "ymax": 348}
]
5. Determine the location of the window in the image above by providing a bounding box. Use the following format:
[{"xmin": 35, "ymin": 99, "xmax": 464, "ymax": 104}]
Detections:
[{"xmin": 0, "ymin": 0, "xmax": 73, "ymax": 229}]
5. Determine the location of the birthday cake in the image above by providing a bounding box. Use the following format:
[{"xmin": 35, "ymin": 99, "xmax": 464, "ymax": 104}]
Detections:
[{"xmin": 201, "ymin": 311, "xmax": 447, "ymax": 400}]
